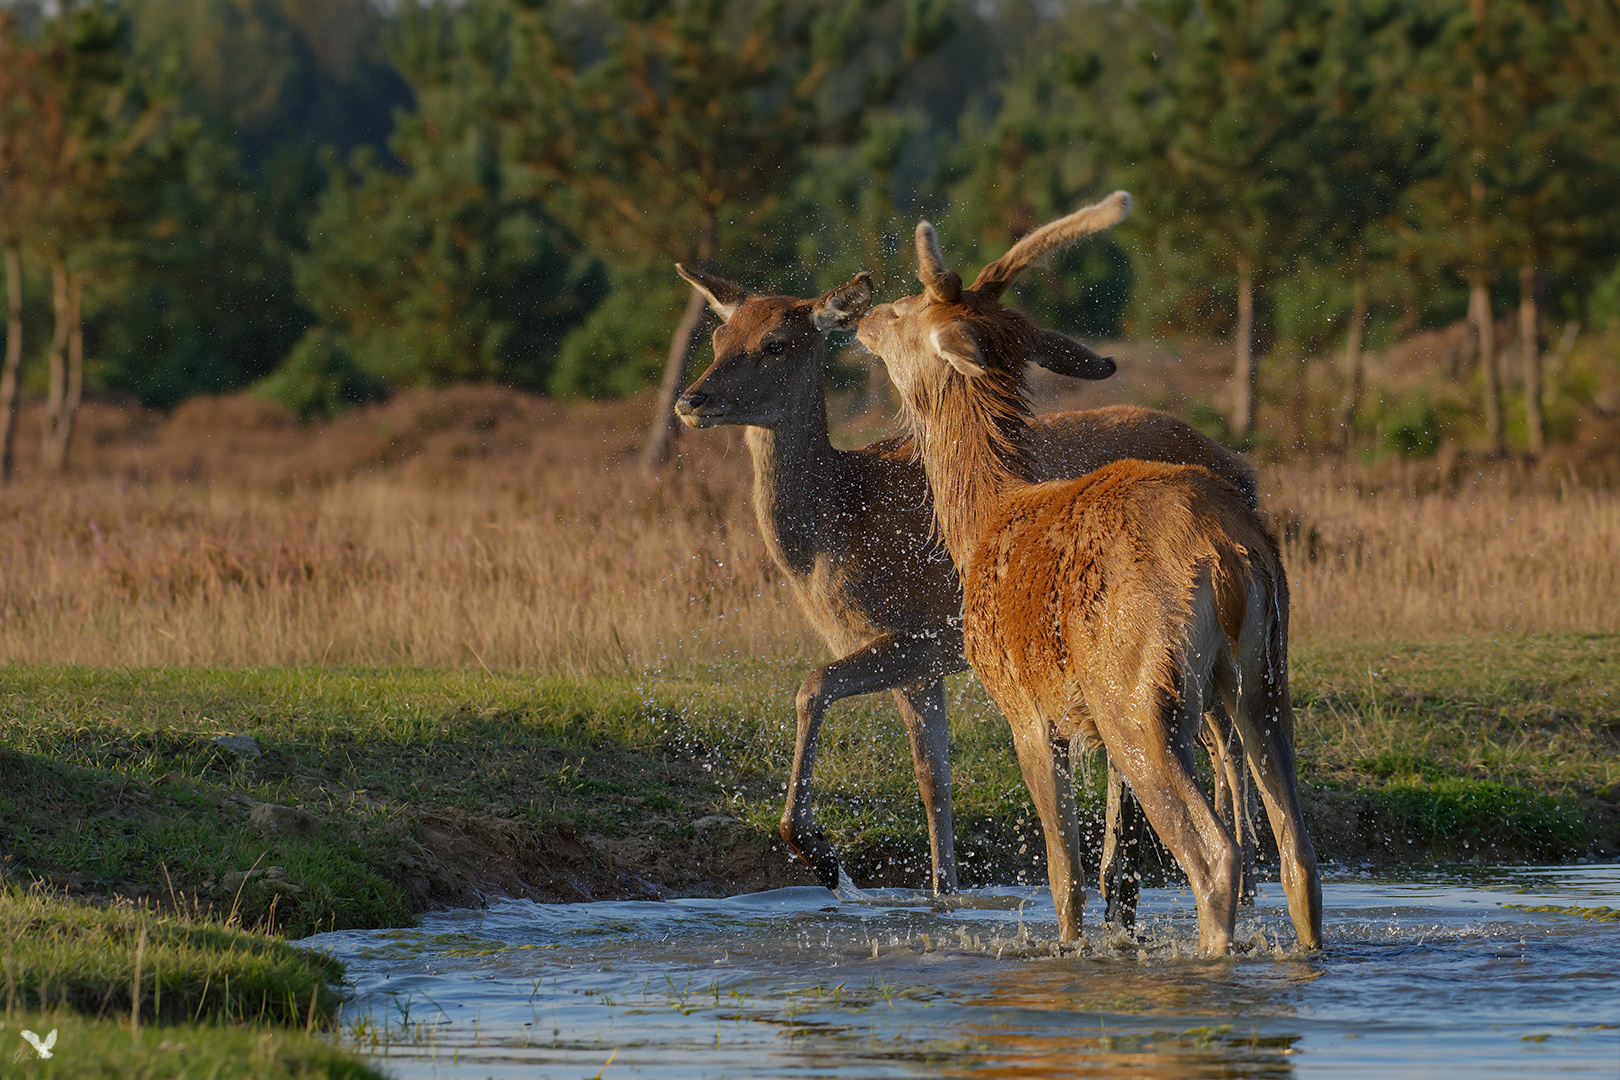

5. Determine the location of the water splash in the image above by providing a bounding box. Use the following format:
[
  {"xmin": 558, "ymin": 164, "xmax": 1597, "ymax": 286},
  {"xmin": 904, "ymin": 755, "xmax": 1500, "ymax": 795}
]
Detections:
[{"xmin": 314, "ymin": 866, "xmax": 1620, "ymax": 1079}]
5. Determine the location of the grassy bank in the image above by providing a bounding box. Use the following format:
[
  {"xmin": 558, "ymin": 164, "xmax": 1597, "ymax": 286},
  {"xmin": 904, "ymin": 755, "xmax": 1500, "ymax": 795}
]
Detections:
[
  {"xmin": 3, "ymin": 638, "xmax": 1615, "ymax": 939},
  {"xmin": 1, "ymin": 389, "xmax": 1615, "ymax": 1074},
  {"xmin": 0, "ymin": 888, "xmax": 381, "ymax": 1079}
]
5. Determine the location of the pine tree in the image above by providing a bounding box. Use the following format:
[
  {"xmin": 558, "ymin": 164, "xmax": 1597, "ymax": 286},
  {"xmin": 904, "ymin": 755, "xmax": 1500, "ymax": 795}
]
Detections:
[
  {"xmin": 293, "ymin": 0, "xmax": 604, "ymax": 396},
  {"xmin": 1307, "ymin": 0, "xmax": 1436, "ymax": 450},
  {"xmin": 1075, "ymin": 0, "xmax": 1328, "ymax": 441},
  {"xmin": 27, "ymin": 1, "xmax": 167, "ymax": 471},
  {"xmin": 1397, "ymin": 0, "xmax": 1597, "ymax": 453},
  {"xmin": 505, "ymin": 0, "xmax": 953, "ymax": 471},
  {"xmin": 0, "ymin": 11, "xmax": 37, "ymax": 483},
  {"xmin": 1489, "ymin": 0, "xmax": 1620, "ymax": 455}
]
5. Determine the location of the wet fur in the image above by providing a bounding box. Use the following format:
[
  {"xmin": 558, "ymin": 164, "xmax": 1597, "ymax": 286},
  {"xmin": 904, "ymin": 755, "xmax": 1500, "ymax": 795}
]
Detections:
[
  {"xmin": 676, "ymin": 266, "xmax": 1259, "ymax": 899},
  {"xmin": 892, "ymin": 342, "xmax": 1322, "ymax": 954},
  {"xmin": 859, "ymin": 192, "xmax": 1321, "ymax": 953}
]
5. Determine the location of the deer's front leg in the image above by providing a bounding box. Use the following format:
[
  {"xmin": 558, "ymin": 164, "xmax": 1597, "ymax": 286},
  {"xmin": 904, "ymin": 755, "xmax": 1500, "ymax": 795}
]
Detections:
[
  {"xmin": 782, "ymin": 631, "xmax": 967, "ymax": 891},
  {"xmin": 893, "ymin": 677, "xmax": 958, "ymax": 894}
]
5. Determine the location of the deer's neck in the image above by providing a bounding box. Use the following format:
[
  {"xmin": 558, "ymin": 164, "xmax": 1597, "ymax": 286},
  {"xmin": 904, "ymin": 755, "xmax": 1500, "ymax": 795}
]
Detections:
[
  {"xmin": 744, "ymin": 386, "xmax": 838, "ymax": 576},
  {"xmin": 913, "ymin": 374, "xmax": 1034, "ymax": 574}
]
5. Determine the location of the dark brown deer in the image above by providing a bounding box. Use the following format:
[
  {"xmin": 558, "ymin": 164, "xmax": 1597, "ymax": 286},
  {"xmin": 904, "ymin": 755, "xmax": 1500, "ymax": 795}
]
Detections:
[
  {"xmin": 856, "ymin": 191, "xmax": 1322, "ymax": 952},
  {"xmin": 674, "ymin": 262, "xmax": 1260, "ymax": 911}
]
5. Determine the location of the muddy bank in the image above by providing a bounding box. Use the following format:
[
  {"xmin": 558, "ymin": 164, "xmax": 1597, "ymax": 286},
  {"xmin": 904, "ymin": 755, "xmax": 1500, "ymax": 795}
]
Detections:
[{"xmin": 356, "ymin": 787, "xmax": 1620, "ymax": 917}]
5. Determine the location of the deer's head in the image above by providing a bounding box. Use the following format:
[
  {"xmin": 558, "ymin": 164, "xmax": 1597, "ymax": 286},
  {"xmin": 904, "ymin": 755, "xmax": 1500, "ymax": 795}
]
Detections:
[
  {"xmin": 857, "ymin": 192, "xmax": 1130, "ymax": 407},
  {"xmin": 675, "ymin": 265, "xmax": 874, "ymax": 430}
]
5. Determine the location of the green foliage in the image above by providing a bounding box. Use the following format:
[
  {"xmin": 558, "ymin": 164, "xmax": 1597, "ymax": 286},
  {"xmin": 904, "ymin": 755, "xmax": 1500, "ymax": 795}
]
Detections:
[
  {"xmin": 1372, "ymin": 777, "xmax": 1592, "ymax": 859},
  {"xmin": 1589, "ymin": 259, "xmax": 1620, "ymax": 333},
  {"xmin": 1186, "ymin": 399, "xmax": 1235, "ymax": 445},
  {"xmin": 1009, "ymin": 239, "xmax": 1134, "ymax": 341},
  {"xmin": 126, "ymin": 0, "xmax": 411, "ymax": 171},
  {"xmin": 4, "ymin": 0, "xmax": 1620, "ymax": 438},
  {"xmin": 503, "ymin": 0, "xmax": 953, "ymax": 395},
  {"xmin": 1079, "ymin": 0, "xmax": 1326, "ymax": 281},
  {"xmin": 550, "ymin": 266, "xmax": 688, "ymax": 398},
  {"xmin": 1402, "ymin": 0, "xmax": 1620, "ymax": 279},
  {"xmin": 94, "ymin": 134, "xmax": 316, "ymax": 408},
  {"xmin": 1370, "ymin": 394, "xmax": 1444, "ymax": 458},
  {"xmin": 290, "ymin": 0, "xmax": 608, "ymax": 391},
  {"xmin": 251, "ymin": 329, "xmax": 388, "ymax": 419},
  {"xmin": 294, "ymin": 133, "xmax": 604, "ymax": 389}
]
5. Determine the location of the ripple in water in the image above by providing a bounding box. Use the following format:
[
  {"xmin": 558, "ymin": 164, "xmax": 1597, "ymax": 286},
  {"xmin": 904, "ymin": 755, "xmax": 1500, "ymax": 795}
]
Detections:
[{"xmin": 304, "ymin": 864, "xmax": 1620, "ymax": 1079}]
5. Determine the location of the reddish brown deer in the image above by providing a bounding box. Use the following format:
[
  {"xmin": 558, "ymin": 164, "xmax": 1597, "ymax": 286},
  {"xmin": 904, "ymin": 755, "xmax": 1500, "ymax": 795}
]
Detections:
[
  {"xmin": 673, "ymin": 262, "xmax": 1261, "ymax": 912},
  {"xmin": 855, "ymin": 192, "xmax": 1322, "ymax": 953}
]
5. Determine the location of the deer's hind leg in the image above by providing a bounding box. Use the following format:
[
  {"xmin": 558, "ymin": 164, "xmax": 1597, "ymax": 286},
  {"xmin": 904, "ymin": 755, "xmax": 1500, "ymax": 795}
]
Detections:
[
  {"xmin": 1100, "ymin": 759, "xmax": 1144, "ymax": 929},
  {"xmin": 1097, "ymin": 679, "xmax": 1241, "ymax": 955},
  {"xmin": 1202, "ymin": 700, "xmax": 1258, "ymax": 905},
  {"xmin": 1220, "ymin": 644, "xmax": 1323, "ymax": 950}
]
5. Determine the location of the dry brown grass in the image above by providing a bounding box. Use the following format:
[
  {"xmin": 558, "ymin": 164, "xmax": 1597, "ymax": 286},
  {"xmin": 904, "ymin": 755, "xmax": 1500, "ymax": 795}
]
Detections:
[
  {"xmin": 1267, "ymin": 459, "xmax": 1620, "ymax": 640},
  {"xmin": 0, "ymin": 384, "xmax": 1615, "ymax": 672}
]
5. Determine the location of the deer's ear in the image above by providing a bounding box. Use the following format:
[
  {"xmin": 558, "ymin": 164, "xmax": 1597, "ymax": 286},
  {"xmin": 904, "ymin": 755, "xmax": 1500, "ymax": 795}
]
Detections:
[
  {"xmin": 676, "ymin": 263, "xmax": 749, "ymax": 321},
  {"xmin": 931, "ymin": 322, "xmax": 986, "ymax": 376},
  {"xmin": 1029, "ymin": 327, "xmax": 1116, "ymax": 380},
  {"xmin": 811, "ymin": 271, "xmax": 874, "ymax": 331}
]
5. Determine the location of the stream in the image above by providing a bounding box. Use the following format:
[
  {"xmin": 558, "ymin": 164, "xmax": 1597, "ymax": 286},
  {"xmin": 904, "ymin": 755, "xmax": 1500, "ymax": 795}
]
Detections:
[{"xmin": 304, "ymin": 863, "xmax": 1620, "ymax": 1078}]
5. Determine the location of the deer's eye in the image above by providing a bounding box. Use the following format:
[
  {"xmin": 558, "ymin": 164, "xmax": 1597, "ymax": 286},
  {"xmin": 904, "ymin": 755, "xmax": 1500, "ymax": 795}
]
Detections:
[{"xmin": 764, "ymin": 340, "xmax": 786, "ymax": 356}]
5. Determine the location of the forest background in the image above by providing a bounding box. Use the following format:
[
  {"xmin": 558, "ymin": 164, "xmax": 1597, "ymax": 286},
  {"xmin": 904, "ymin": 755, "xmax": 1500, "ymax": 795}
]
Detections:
[
  {"xmin": 1, "ymin": 0, "xmax": 1618, "ymax": 473},
  {"xmin": 2, "ymin": 0, "xmax": 1619, "ymax": 969}
]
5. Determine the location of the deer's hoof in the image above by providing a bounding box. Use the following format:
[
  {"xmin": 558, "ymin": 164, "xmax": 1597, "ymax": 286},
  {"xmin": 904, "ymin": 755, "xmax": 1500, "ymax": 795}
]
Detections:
[
  {"xmin": 811, "ymin": 848, "xmax": 841, "ymax": 891},
  {"xmin": 782, "ymin": 823, "xmax": 842, "ymax": 889}
]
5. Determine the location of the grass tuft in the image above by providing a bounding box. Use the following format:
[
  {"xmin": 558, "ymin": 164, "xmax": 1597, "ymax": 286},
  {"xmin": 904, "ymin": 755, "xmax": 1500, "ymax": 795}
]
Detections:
[{"xmin": 0, "ymin": 887, "xmax": 344, "ymax": 1028}]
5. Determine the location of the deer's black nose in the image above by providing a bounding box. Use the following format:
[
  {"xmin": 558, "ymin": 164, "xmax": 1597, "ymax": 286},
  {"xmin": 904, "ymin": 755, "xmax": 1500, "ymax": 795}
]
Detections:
[{"xmin": 678, "ymin": 391, "xmax": 708, "ymax": 410}]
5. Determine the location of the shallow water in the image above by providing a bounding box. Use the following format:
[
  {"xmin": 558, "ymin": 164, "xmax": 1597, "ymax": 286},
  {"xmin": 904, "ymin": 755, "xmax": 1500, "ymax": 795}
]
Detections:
[{"xmin": 305, "ymin": 864, "xmax": 1620, "ymax": 1079}]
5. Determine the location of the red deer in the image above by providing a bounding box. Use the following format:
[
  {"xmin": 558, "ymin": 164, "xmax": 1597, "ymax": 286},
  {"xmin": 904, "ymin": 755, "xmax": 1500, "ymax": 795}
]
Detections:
[
  {"xmin": 855, "ymin": 192, "xmax": 1322, "ymax": 953},
  {"xmin": 673, "ymin": 262, "xmax": 1262, "ymax": 917}
]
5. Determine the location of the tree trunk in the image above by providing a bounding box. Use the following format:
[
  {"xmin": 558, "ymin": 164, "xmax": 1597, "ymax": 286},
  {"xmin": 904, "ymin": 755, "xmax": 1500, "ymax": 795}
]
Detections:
[
  {"xmin": 1468, "ymin": 275, "xmax": 1503, "ymax": 453},
  {"xmin": 1336, "ymin": 276, "xmax": 1369, "ymax": 453},
  {"xmin": 41, "ymin": 258, "xmax": 69, "ymax": 470},
  {"xmin": 640, "ymin": 210, "xmax": 720, "ymax": 476},
  {"xmin": 1232, "ymin": 259, "xmax": 1257, "ymax": 440},
  {"xmin": 62, "ymin": 271, "xmax": 83, "ymax": 462},
  {"xmin": 1546, "ymin": 321, "xmax": 1579, "ymax": 382},
  {"xmin": 638, "ymin": 286, "xmax": 711, "ymax": 476},
  {"xmin": 0, "ymin": 246, "xmax": 22, "ymax": 485},
  {"xmin": 1520, "ymin": 262, "xmax": 1543, "ymax": 457}
]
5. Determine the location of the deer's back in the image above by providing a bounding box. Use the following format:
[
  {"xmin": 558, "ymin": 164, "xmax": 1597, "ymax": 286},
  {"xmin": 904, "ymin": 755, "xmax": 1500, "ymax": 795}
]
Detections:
[
  {"xmin": 1031, "ymin": 405, "xmax": 1257, "ymax": 507},
  {"xmin": 961, "ymin": 459, "xmax": 1275, "ymax": 720}
]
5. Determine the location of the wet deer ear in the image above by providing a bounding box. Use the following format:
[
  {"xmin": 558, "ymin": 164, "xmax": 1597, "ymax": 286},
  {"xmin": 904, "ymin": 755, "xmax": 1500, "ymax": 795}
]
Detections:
[
  {"xmin": 969, "ymin": 190, "xmax": 1132, "ymax": 300},
  {"xmin": 915, "ymin": 221, "xmax": 962, "ymax": 303},
  {"xmin": 811, "ymin": 271, "xmax": 874, "ymax": 331},
  {"xmin": 931, "ymin": 322, "xmax": 986, "ymax": 376},
  {"xmin": 676, "ymin": 263, "xmax": 749, "ymax": 321},
  {"xmin": 1029, "ymin": 327, "xmax": 1116, "ymax": 380}
]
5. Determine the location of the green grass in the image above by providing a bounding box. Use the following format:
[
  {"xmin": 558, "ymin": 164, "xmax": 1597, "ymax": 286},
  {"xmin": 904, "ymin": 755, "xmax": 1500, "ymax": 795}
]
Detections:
[
  {"xmin": 1, "ymin": 635, "xmax": 1616, "ymax": 934},
  {"xmin": 0, "ymin": 638, "xmax": 1614, "ymax": 1075},
  {"xmin": 0, "ymin": 666, "xmax": 766, "ymax": 935},
  {"xmin": 0, "ymin": 888, "xmax": 343, "ymax": 1028},
  {"xmin": 1286, "ymin": 633, "xmax": 1618, "ymax": 862},
  {"xmin": 0, "ymin": 888, "xmax": 380, "ymax": 1079},
  {"xmin": 1291, "ymin": 633, "xmax": 1620, "ymax": 793},
  {"xmin": 0, "ymin": 1011, "xmax": 384, "ymax": 1079}
]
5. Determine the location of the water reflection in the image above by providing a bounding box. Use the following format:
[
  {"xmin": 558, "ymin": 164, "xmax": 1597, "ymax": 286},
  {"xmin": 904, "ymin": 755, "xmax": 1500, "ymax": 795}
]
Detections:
[{"xmin": 305, "ymin": 866, "xmax": 1620, "ymax": 1079}]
